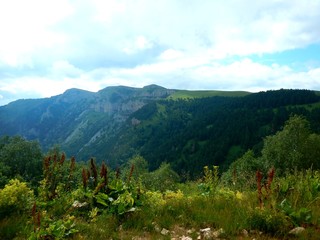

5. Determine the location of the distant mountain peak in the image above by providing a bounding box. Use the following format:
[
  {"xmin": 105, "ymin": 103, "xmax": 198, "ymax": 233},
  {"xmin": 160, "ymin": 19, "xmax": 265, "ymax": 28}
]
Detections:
[
  {"xmin": 143, "ymin": 84, "xmax": 166, "ymax": 89},
  {"xmin": 63, "ymin": 88, "xmax": 92, "ymax": 94},
  {"xmin": 58, "ymin": 88, "xmax": 94, "ymax": 103}
]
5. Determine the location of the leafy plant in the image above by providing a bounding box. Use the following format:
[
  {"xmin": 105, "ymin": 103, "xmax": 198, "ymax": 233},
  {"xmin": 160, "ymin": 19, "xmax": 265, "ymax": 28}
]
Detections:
[
  {"xmin": 198, "ymin": 165, "xmax": 220, "ymax": 195},
  {"xmin": 0, "ymin": 136, "xmax": 43, "ymax": 187},
  {"xmin": 0, "ymin": 179, "xmax": 34, "ymax": 216},
  {"xmin": 247, "ymin": 208, "xmax": 292, "ymax": 235},
  {"xmin": 29, "ymin": 213, "xmax": 78, "ymax": 240},
  {"xmin": 142, "ymin": 163, "xmax": 180, "ymax": 192},
  {"xmin": 279, "ymin": 199, "xmax": 312, "ymax": 226}
]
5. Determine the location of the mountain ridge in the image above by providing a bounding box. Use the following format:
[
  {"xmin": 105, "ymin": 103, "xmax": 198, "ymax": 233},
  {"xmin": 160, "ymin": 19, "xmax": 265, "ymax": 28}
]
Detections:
[
  {"xmin": 0, "ymin": 85, "xmax": 176, "ymax": 158},
  {"xmin": 1, "ymin": 85, "xmax": 320, "ymax": 175}
]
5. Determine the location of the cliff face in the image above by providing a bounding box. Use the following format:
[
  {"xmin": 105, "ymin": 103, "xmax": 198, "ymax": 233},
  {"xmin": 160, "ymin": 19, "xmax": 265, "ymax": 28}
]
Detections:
[
  {"xmin": 0, "ymin": 85, "xmax": 175, "ymax": 160},
  {"xmin": 91, "ymin": 85, "xmax": 174, "ymax": 115}
]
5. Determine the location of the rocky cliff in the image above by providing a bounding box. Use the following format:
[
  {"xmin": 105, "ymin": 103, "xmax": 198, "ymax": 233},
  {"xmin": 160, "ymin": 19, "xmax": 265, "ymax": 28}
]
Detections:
[{"xmin": 0, "ymin": 85, "xmax": 175, "ymax": 160}]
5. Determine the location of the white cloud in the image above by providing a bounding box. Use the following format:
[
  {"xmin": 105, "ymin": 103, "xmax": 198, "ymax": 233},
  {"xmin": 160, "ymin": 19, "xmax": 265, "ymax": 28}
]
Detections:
[
  {"xmin": 0, "ymin": 0, "xmax": 73, "ymax": 67},
  {"xmin": 1, "ymin": 0, "xmax": 320, "ymax": 105},
  {"xmin": 122, "ymin": 36, "xmax": 154, "ymax": 54},
  {"xmin": 50, "ymin": 60, "xmax": 83, "ymax": 78},
  {"xmin": 73, "ymin": 56, "xmax": 319, "ymax": 91},
  {"xmin": 92, "ymin": 0, "xmax": 126, "ymax": 23},
  {"xmin": 159, "ymin": 49, "xmax": 184, "ymax": 61},
  {"xmin": 0, "ymin": 76, "xmax": 103, "ymax": 99}
]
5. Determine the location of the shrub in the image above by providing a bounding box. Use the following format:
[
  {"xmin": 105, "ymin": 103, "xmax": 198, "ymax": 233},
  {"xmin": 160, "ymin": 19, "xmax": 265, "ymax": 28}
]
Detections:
[
  {"xmin": 221, "ymin": 150, "xmax": 264, "ymax": 190},
  {"xmin": 142, "ymin": 163, "xmax": 180, "ymax": 192},
  {"xmin": 247, "ymin": 208, "xmax": 292, "ymax": 235},
  {"xmin": 29, "ymin": 213, "xmax": 78, "ymax": 240},
  {"xmin": 0, "ymin": 179, "xmax": 34, "ymax": 216}
]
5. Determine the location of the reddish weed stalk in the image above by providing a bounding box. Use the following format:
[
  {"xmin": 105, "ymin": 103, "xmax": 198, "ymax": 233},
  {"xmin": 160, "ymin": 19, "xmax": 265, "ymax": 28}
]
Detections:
[
  {"xmin": 59, "ymin": 153, "xmax": 65, "ymax": 165},
  {"xmin": 100, "ymin": 161, "xmax": 108, "ymax": 186},
  {"xmin": 128, "ymin": 164, "xmax": 135, "ymax": 182},
  {"xmin": 31, "ymin": 202, "xmax": 41, "ymax": 233},
  {"xmin": 68, "ymin": 156, "xmax": 76, "ymax": 181},
  {"xmin": 256, "ymin": 168, "xmax": 276, "ymax": 209},
  {"xmin": 266, "ymin": 167, "xmax": 275, "ymax": 195},
  {"xmin": 82, "ymin": 168, "xmax": 88, "ymax": 190},
  {"xmin": 256, "ymin": 170, "xmax": 263, "ymax": 209},
  {"xmin": 232, "ymin": 167, "xmax": 237, "ymax": 186},
  {"xmin": 116, "ymin": 167, "xmax": 121, "ymax": 179},
  {"xmin": 90, "ymin": 158, "xmax": 98, "ymax": 187}
]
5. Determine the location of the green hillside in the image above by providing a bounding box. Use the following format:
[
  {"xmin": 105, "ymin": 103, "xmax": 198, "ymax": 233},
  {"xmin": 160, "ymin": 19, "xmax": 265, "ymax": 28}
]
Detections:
[
  {"xmin": 168, "ymin": 90, "xmax": 251, "ymax": 99},
  {"xmin": 1, "ymin": 87, "xmax": 320, "ymax": 176},
  {"xmin": 102, "ymin": 89, "xmax": 320, "ymax": 176}
]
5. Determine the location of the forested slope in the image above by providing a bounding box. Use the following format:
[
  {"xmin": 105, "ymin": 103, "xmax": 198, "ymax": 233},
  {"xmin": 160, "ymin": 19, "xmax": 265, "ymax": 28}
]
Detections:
[
  {"xmin": 103, "ymin": 89, "xmax": 320, "ymax": 177},
  {"xmin": 1, "ymin": 87, "xmax": 320, "ymax": 177}
]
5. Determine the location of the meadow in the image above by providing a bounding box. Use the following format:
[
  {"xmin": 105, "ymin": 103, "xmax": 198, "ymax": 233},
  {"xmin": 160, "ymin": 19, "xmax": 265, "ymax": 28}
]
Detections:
[{"xmin": 1, "ymin": 157, "xmax": 320, "ymax": 239}]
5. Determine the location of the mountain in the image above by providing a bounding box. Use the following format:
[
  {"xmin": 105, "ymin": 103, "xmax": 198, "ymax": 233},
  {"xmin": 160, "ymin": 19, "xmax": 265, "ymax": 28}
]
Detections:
[
  {"xmin": 101, "ymin": 89, "xmax": 320, "ymax": 175},
  {"xmin": 1, "ymin": 86, "xmax": 320, "ymax": 177},
  {"xmin": 0, "ymin": 85, "xmax": 174, "ymax": 159}
]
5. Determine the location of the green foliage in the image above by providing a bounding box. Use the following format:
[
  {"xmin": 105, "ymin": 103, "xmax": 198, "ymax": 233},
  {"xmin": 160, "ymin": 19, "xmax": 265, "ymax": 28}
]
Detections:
[
  {"xmin": 0, "ymin": 179, "xmax": 34, "ymax": 216},
  {"xmin": 262, "ymin": 115, "xmax": 320, "ymax": 172},
  {"xmin": 2, "ymin": 90, "xmax": 320, "ymax": 239},
  {"xmin": 142, "ymin": 163, "xmax": 180, "ymax": 192},
  {"xmin": 222, "ymin": 115, "xmax": 320, "ymax": 193},
  {"xmin": 247, "ymin": 208, "xmax": 292, "ymax": 235},
  {"xmin": 2, "ymin": 89, "xmax": 320, "ymax": 177},
  {"xmin": 0, "ymin": 161, "xmax": 10, "ymax": 187},
  {"xmin": 0, "ymin": 136, "xmax": 42, "ymax": 187},
  {"xmin": 275, "ymin": 170, "xmax": 320, "ymax": 207},
  {"xmin": 89, "ymin": 179, "xmax": 139, "ymax": 216},
  {"xmin": 169, "ymin": 90, "xmax": 250, "ymax": 99},
  {"xmin": 221, "ymin": 150, "xmax": 263, "ymax": 190},
  {"xmin": 29, "ymin": 214, "xmax": 78, "ymax": 240},
  {"xmin": 67, "ymin": 160, "xmax": 143, "ymax": 219},
  {"xmin": 198, "ymin": 165, "xmax": 220, "ymax": 195},
  {"xmin": 1, "ymin": 163, "xmax": 320, "ymax": 239},
  {"xmin": 0, "ymin": 215, "xmax": 30, "ymax": 239},
  {"xmin": 39, "ymin": 150, "xmax": 77, "ymax": 200},
  {"xmin": 107, "ymin": 89, "xmax": 320, "ymax": 176},
  {"xmin": 123, "ymin": 155, "xmax": 148, "ymax": 182},
  {"xmin": 279, "ymin": 199, "xmax": 312, "ymax": 226},
  {"xmin": 75, "ymin": 214, "xmax": 119, "ymax": 239}
]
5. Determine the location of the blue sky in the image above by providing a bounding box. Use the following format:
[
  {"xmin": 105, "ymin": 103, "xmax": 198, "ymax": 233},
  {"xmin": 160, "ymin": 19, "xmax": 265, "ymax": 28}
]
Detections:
[{"xmin": 0, "ymin": 0, "xmax": 320, "ymax": 106}]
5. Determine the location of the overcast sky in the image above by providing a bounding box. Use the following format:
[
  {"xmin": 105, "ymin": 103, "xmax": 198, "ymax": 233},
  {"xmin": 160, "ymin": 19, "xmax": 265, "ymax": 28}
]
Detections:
[{"xmin": 0, "ymin": 0, "xmax": 320, "ymax": 106}]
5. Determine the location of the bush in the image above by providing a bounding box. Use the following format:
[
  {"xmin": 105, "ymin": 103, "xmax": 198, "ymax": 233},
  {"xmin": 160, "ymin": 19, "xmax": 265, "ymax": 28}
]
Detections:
[
  {"xmin": 0, "ymin": 179, "xmax": 34, "ymax": 216},
  {"xmin": 221, "ymin": 150, "xmax": 264, "ymax": 190},
  {"xmin": 247, "ymin": 208, "xmax": 292, "ymax": 235},
  {"xmin": 142, "ymin": 163, "xmax": 180, "ymax": 192}
]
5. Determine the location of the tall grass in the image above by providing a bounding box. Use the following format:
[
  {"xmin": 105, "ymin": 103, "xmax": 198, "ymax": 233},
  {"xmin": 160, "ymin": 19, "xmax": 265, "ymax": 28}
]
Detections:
[{"xmin": 1, "ymin": 156, "xmax": 320, "ymax": 239}]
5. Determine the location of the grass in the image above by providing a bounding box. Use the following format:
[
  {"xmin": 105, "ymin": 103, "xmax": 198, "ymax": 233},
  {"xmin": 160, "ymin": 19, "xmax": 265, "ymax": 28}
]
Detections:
[
  {"xmin": 65, "ymin": 185, "xmax": 319, "ymax": 239},
  {"xmin": 69, "ymin": 193, "xmax": 252, "ymax": 239},
  {"xmin": 0, "ymin": 215, "xmax": 30, "ymax": 240},
  {"xmin": 2, "ymin": 185, "xmax": 320, "ymax": 239},
  {"xmin": 285, "ymin": 101, "xmax": 320, "ymax": 111},
  {"xmin": 168, "ymin": 90, "xmax": 251, "ymax": 99},
  {"xmin": 1, "ymin": 166, "xmax": 320, "ymax": 239}
]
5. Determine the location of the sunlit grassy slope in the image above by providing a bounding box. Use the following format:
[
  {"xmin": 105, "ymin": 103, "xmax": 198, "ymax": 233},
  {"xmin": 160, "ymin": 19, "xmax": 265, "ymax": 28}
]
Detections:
[{"xmin": 168, "ymin": 90, "xmax": 251, "ymax": 99}]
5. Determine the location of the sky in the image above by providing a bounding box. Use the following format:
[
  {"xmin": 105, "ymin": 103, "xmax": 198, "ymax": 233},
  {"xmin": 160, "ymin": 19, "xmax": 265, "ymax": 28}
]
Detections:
[{"xmin": 0, "ymin": 0, "xmax": 320, "ymax": 106}]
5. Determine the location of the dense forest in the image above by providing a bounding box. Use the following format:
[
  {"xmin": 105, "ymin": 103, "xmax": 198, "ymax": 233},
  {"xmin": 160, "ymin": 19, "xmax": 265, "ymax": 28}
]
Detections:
[{"xmin": 103, "ymin": 89, "xmax": 320, "ymax": 176}]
